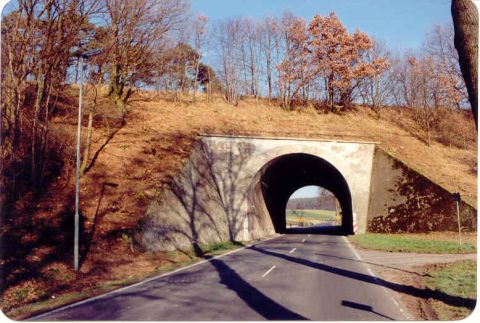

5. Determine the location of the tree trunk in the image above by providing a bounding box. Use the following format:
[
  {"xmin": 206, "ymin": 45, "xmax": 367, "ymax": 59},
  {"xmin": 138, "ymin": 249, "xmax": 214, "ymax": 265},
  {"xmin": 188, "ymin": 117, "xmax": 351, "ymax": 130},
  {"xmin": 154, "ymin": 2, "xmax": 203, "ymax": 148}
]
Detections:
[
  {"xmin": 452, "ymin": 0, "xmax": 478, "ymax": 129},
  {"xmin": 241, "ymin": 43, "xmax": 248, "ymax": 95},
  {"xmin": 266, "ymin": 58, "xmax": 272, "ymax": 100},
  {"xmin": 38, "ymin": 84, "xmax": 53, "ymax": 183},
  {"xmin": 327, "ymin": 75, "xmax": 335, "ymax": 110},
  {"xmin": 249, "ymin": 45, "xmax": 256, "ymax": 97},
  {"xmin": 31, "ymin": 75, "xmax": 45, "ymax": 189},
  {"xmin": 193, "ymin": 61, "xmax": 200, "ymax": 102},
  {"xmin": 207, "ymin": 68, "xmax": 212, "ymax": 102},
  {"xmin": 109, "ymin": 65, "xmax": 128, "ymax": 120},
  {"xmin": 426, "ymin": 117, "xmax": 431, "ymax": 147}
]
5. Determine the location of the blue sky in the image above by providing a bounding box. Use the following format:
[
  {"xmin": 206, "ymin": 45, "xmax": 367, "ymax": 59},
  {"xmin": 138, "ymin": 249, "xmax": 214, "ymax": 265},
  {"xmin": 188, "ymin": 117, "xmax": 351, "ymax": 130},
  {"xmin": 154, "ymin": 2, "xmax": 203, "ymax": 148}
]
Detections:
[
  {"xmin": 0, "ymin": 0, "xmax": 453, "ymax": 52},
  {"xmin": 290, "ymin": 186, "xmax": 321, "ymax": 199},
  {"xmin": 191, "ymin": 0, "xmax": 453, "ymax": 52}
]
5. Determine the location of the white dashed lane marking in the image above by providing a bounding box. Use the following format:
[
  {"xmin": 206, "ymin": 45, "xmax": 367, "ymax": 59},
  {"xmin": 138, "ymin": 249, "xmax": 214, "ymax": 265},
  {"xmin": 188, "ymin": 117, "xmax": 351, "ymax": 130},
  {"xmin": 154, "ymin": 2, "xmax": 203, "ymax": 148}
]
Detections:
[{"xmin": 262, "ymin": 265, "xmax": 276, "ymax": 278}]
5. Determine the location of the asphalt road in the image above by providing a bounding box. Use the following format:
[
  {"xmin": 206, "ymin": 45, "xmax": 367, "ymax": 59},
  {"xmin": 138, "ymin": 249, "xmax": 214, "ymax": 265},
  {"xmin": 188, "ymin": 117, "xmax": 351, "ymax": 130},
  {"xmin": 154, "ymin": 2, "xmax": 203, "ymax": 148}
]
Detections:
[{"xmin": 32, "ymin": 233, "xmax": 410, "ymax": 321}]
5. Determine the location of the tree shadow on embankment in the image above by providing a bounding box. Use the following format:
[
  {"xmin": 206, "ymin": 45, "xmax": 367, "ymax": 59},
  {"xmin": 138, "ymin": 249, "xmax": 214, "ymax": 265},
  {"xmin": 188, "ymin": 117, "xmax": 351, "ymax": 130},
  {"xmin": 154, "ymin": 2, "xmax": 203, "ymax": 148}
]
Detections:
[
  {"xmin": 248, "ymin": 246, "xmax": 476, "ymax": 310},
  {"xmin": 137, "ymin": 139, "xmax": 255, "ymax": 254}
]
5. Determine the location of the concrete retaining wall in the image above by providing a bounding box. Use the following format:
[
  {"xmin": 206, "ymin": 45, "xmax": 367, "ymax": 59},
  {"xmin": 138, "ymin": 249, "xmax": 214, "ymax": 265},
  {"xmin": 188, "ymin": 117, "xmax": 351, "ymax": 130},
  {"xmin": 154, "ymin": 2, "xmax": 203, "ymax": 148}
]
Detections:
[{"xmin": 367, "ymin": 148, "xmax": 477, "ymax": 233}]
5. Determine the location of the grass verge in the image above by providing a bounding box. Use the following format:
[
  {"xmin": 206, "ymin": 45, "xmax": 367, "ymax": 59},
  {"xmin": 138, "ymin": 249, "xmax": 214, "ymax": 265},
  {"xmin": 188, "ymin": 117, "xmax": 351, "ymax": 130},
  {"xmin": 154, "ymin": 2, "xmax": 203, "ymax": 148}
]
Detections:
[
  {"xmin": 424, "ymin": 260, "xmax": 477, "ymax": 320},
  {"xmin": 349, "ymin": 233, "xmax": 476, "ymax": 254},
  {"xmin": 4, "ymin": 240, "xmax": 247, "ymax": 320},
  {"xmin": 286, "ymin": 209, "xmax": 336, "ymax": 221}
]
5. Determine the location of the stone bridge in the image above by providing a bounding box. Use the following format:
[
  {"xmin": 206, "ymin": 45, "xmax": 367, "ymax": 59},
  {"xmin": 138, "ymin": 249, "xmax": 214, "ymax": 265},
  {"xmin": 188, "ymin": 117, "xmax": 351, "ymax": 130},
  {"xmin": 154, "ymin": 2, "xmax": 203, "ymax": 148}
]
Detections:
[{"xmin": 135, "ymin": 135, "xmax": 476, "ymax": 251}]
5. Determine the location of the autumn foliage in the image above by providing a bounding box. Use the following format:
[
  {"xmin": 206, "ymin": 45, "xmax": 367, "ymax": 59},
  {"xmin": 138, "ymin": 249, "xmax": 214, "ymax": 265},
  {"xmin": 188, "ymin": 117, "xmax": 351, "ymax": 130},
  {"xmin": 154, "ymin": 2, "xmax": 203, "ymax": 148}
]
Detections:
[{"xmin": 278, "ymin": 12, "xmax": 389, "ymax": 110}]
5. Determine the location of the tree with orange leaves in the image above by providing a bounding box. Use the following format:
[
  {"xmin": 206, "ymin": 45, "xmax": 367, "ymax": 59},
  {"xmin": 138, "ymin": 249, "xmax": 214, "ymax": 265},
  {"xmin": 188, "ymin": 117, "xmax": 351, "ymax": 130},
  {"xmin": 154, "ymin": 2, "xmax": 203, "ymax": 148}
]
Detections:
[
  {"xmin": 307, "ymin": 12, "xmax": 389, "ymax": 111},
  {"xmin": 277, "ymin": 12, "xmax": 388, "ymax": 111}
]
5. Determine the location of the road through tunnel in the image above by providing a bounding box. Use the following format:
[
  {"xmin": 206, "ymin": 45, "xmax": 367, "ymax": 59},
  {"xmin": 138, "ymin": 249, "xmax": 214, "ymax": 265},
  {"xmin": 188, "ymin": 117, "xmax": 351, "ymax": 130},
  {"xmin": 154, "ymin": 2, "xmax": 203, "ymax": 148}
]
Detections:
[{"xmin": 251, "ymin": 153, "xmax": 353, "ymax": 235}]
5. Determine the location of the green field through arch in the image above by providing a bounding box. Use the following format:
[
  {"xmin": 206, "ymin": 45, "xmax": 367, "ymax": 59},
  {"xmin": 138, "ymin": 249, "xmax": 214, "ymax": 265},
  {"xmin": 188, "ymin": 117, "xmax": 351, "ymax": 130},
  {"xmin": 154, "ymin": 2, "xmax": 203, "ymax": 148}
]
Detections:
[{"xmin": 285, "ymin": 186, "xmax": 341, "ymax": 229}]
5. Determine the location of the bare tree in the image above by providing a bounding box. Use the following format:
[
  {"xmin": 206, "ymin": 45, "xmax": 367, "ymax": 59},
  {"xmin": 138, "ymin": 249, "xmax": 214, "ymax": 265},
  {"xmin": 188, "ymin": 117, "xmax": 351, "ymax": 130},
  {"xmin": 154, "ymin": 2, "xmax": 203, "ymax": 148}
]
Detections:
[
  {"xmin": 258, "ymin": 17, "xmax": 281, "ymax": 100},
  {"xmin": 242, "ymin": 18, "xmax": 261, "ymax": 97},
  {"xmin": 390, "ymin": 52, "xmax": 463, "ymax": 146},
  {"xmin": 1, "ymin": 0, "xmax": 98, "ymax": 189},
  {"xmin": 192, "ymin": 15, "xmax": 208, "ymax": 101},
  {"xmin": 102, "ymin": 0, "xmax": 189, "ymax": 116},
  {"xmin": 423, "ymin": 23, "xmax": 468, "ymax": 109},
  {"xmin": 358, "ymin": 39, "xmax": 393, "ymax": 115},
  {"xmin": 277, "ymin": 11, "xmax": 311, "ymax": 109},
  {"xmin": 215, "ymin": 18, "xmax": 243, "ymax": 105}
]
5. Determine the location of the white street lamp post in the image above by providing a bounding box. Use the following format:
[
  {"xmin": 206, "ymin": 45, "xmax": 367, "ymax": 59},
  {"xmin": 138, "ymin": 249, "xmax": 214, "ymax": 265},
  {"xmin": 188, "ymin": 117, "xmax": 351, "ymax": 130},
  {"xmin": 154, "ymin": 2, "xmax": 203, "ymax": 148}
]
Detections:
[{"xmin": 74, "ymin": 48, "xmax": 103, "ymax": 272}]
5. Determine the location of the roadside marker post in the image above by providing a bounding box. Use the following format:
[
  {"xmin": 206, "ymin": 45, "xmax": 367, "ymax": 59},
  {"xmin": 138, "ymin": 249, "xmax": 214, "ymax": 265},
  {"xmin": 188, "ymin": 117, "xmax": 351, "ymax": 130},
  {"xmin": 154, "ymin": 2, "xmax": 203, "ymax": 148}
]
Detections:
[
  {"xmin": 352, "ymin": 212, "xmax": 357, "ymax": 234},
  {"xmin": 453, "ymin": 193, "xmax": 462, "ymax": 246}
]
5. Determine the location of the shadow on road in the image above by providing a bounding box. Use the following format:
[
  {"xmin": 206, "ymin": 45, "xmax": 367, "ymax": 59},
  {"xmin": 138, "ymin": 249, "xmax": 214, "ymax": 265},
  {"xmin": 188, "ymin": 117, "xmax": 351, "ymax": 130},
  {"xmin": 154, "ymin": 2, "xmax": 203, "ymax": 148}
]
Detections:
[
  {"xmin": 249, "ymin": 245, "xmax": 476, "ymax": 310},
  {"xmin": 342, "ymin": 300, "xmax": 394, "ymax": 320},
  {"xmin": 35, "ymin": 255, "xmax": 307, "ymax": 320},
  {"xmin": 206, "ymin": 256, "xmax": 307, "ymax": 320},
  {"xmin": 285, "ymin": 225, "xmax": 346, "ymax": 235},
  {"xmin": 313, "ymin": 253, "xmax": 429, "ymax": 278}
]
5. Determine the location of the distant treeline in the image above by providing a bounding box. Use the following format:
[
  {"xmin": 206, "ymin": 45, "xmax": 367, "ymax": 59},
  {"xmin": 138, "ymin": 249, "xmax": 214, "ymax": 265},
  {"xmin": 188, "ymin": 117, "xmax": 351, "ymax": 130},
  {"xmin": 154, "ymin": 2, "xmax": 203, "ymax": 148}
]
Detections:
[{"xmin": 286, "ymin": 197, "xmax": 336, "ymax": 211}]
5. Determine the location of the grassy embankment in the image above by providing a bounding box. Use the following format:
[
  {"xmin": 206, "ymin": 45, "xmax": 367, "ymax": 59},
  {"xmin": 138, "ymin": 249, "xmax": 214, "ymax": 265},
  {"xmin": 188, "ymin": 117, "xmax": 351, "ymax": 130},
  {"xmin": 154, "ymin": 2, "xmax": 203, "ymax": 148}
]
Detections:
[
  {"xmin": 425, "ymin": 260, "xmax": 476, "ymax": 320},
  {"xmin": 349, "ymin": 233, "xmax": 476, "ymax": 254}
]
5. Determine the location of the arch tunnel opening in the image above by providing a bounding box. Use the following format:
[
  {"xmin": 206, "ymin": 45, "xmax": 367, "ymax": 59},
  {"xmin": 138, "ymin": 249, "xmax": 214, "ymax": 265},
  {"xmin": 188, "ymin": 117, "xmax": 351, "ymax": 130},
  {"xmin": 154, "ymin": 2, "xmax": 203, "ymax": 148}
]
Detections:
[
  {"xmin": 251, "ymin": 153, "xmax": 353, "ymax": 235},
  {"xmin": 286, "ymin": 186, "xmax": 342, "ymax": 230}
]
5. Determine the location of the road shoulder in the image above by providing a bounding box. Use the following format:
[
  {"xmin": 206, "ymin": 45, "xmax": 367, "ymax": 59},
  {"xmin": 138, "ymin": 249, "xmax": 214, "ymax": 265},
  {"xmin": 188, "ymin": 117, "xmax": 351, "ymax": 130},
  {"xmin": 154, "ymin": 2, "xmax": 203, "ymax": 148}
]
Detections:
[{"xmin": 352, "ymin": 246, "xmax": 477, "ymax": 320}]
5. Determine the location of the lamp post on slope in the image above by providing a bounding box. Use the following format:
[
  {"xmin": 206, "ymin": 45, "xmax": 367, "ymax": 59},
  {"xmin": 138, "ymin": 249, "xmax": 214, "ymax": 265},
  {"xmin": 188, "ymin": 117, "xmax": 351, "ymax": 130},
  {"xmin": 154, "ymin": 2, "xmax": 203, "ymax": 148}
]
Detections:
[{"xmin": 74, "ymin": 48, "xmax": 103, "ymax": 272}]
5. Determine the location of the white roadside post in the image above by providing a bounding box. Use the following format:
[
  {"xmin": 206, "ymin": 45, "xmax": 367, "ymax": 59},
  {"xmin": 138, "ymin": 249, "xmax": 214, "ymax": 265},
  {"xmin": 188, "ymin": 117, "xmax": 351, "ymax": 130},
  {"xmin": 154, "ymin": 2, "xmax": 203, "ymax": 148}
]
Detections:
[{"xmin": 74, "ymin": 48, "xmax": 103, "ymax": 272}]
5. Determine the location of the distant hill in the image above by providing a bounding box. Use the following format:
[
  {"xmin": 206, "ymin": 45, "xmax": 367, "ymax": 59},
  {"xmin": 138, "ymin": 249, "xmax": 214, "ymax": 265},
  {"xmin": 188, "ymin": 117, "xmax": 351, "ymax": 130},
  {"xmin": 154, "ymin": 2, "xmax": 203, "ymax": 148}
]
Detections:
[{"xmin": 286, "ymin": 197, "xmax": 336, "ymax": 211}]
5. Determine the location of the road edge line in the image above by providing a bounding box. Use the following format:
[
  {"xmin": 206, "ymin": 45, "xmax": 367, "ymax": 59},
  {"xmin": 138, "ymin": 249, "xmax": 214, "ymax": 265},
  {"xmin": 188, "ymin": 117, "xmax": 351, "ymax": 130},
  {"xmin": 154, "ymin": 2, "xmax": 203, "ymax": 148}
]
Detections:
[
  {"xmin": 29, "ymin": 234, "xmax": 284, "ymax": 321},
  {"xmin": 342, "ymin": 236, "xmax": 412, "ymax": 320}
]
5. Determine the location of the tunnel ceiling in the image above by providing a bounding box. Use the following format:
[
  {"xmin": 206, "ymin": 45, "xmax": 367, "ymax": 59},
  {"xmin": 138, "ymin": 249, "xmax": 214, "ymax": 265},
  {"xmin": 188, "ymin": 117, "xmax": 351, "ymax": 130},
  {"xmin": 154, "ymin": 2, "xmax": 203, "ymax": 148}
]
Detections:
[{"xmin": 259, "ymin": 153, "xmax": 353, "ymax": 233}]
